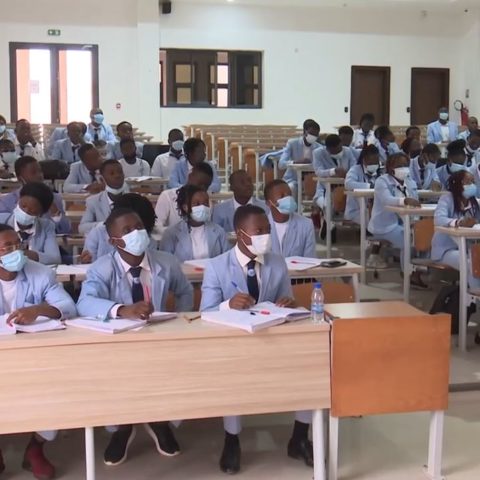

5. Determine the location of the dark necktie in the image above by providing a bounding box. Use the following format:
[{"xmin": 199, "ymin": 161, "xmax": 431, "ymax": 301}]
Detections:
[
  {"xmin": 246, "ymin": 260, "xmax": 259, "ymax": 303},
  {"xmin": 396, "ymin": 185, "xmax": 407, "ymax": 197},
  {"xmin": 363, "ymin": 132, "xmax": 369, "ymax": 147},
  {"xmin": 20, "ymin": 145, "xmax": 25, "ymax": 156},
  {"xmin": 90, "ymin": 171, "xmax": 97, "ymax": 183},
  {"xmin": 72, "ymin": 145, "xmax": 79, "ymax": 161},
  {"xmin": 130, "ymin": 266, "xmax": 144, "ymax": 303},
  {"xmin": 420, "ymin": 167, "xmax": 425, "ymax": 183},
  {"xmin": 18, "ymin": 230, "xmax": 31, "ymax": 248},
  {"xmin": 466, "ymin": 153, "xmax": 473, "ymax": 168},
  {"xmin": 331, "ymin": 156, "xmax": 338, "ymax": 167},
  {"xmin": 94, "ymin": 128, "xmax": 99, "ymax": 142}
]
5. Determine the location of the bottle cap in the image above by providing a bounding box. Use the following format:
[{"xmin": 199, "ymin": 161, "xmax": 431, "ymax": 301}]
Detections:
[{"xmin": 314, "ymin": 282, "xmax": 322, "ymax": 289}]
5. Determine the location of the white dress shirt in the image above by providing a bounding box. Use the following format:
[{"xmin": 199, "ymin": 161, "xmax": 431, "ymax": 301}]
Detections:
[
  {"xmin": 151, "ymin": 152, "xmax": 184, "ymax": 179},
  {"xmin": 14, "ymin": 218, "xmax": 37, "ymax": 250},
  {"xmin": 273, "ymin": 220, "xmax": 289, "ymax": 253},
  {"xmin": 0, "ymin": 278, "xmax": 17, "ymax": 312},
  {"xmin": 233, "ymin": 197, "xmax": 253, "ymax": 211},
  {"xmin": 440, "ymin": 125, "xmax": 450, "ymax": 143},
  {"xmin": 14, "ymin": 139, "xmax": 45, "ymax": 161},
  {"xmin": 118, "ymin": 158, "xmax": 151, "ymax": 178},
  {"xmin": 190, "ymin": 225, "xmax": 209, "ymax": 259},
  {"xmin": 154, "ymin": 188, "xmax": 181, "ymax": 238}
]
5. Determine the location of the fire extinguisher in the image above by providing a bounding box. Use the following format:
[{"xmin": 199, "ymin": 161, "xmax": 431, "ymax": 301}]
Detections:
[{"xmin": 454, "ymin": 100, "xmax": 470, "ymax": 126}]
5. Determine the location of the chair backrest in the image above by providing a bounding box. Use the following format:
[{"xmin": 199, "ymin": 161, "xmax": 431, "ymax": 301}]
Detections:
[
  {"xmin": 303, "ymin": 173, "xmax": 317, "ymax": 199},
  {"xmin": 471, "ymin": 243, "xmax": 480, "ymax": 279},
  {"xmin": 166, "ymin": 285, "xmax": 202, "ymax": 312},
  {"xmin": 333, "ymin": 186, "xmax": 347, "ymax": 213},
  {"xmin": 292, "ymin": 281, "xmax": 354, "ymax": 309},
  {"xmin": 413, "ymin": 218, "xmax": 434, "ymax": 253}
]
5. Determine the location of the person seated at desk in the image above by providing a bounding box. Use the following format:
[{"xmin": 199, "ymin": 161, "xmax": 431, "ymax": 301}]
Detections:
[
  {"xmin": 405, "ymin": 125, "xmax": 421, "ymax": 142},
  {"xmin": 427, "ymin": 107, "xmax": 458, "ymax": 144},
  {"xmin": 409, "ymin": 143, "xmax": 442, "ymax": 191},
  {"xmin": 338, "ymin": 125, "xmax": 360, "ymax": 161},
  {"xmin": 464, "ymin": 129, "xmax": 480, "ymax": 173},
  {"xmin": 160, "ymin": 185, "xmax": 229, "ymax": 262},
  {"xmin": 77, "ymin": 207, "xmax": 192, "ymax": 467},
  {"xmin": 118, "ymin": 138, "xmax": 151, "ymax": 177},
  {"xmin": 200, "ymin": 205, "xmax": 311, "ymax": 474},
  {"xmin": 87, "ymin": 107, "xmax": 116, "ymax": 143},
  {"xmin": 0, "ymin": 155, "xmax": 71, "ymax": 234},
  {"xmin": 50, "ymin": 121, "xmax": 86, "ymax": 164},
  {"xmin": 352, "ymin": 113, "xmax": 376, "ymax": 149},
  {"xmin": 0, "ymin": 182, "xmax": 61, "ymax": 265},
  {"xmin": 264, "ymin": 179, "xmax": 315, "ymax": 258},
  {"xmin": 458, "ymin": 116, "xmax": 479, "ymax": 142},
  {"xmin": 14, "ymin": 119, "xmax": 44, "ymax": 161},
  {"xmin": 168, "ymin": 137, "xmax": 221, "ymax": 193},
  {"xmin": 78, "ymin": 159, "xmax": 128, "ymax": 235},
  {"xmin": 0, "ymin": 114, "xmax": 15, "ymax": 142},
  {"xmin": 314, "ymin": 133, "xmax": 356, "ymax": 180},
  {"xmin": 212, "ymin": 169, "xmax": 267, "ymax": 233},
  {"xmin": 151, "ymin": 128, "xmax": 185, "ymax": 179},
  {"xmin": 110, "ymin": 121, "xmax": 144, "ymax": 160},
  {"xmin": 81, "ymin": 193, "xmax": 157, "ymax": 263},
  {"xmin": 368, "ymin": 152, "xmax": 427, "ymax": 288},
  {"xmin": 64, "ymin": 143, "xmax": 105, "ymax": 194},
  {"xmin": 278, "ymin": 118, "xmax": 322, "ymax": 193},
  {"xmin": 436, "ymin": 140, "xmax": 468, "ymax": 190},
  {"xmin": 0, "ymin": 223, "xmax": 76, "ymax": 480},
  {"xmin": 401, "ymin": 136, "xmax": 422, "ymax": 160},
  {"xmin": 375, "ymin": 125, "xmax": 400, "ymax": 164},
  {"xmin": 155, "ymin": 162, "xmax": 214, "ymax": 239},
  {"xmin": 94, "ymin": 139, "xmax": 112, "ymax": 161},
  {"xmin": 0, "ymin": 138, "xmax": 18, "ymax": 178},
  {"xmin": 432, "ymin": 170, "xmax": 480, "ymax": 290}
]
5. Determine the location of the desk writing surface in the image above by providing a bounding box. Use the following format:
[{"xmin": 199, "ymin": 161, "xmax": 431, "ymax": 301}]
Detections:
[
  {"xmin": 325, "ymin": 301, "xmax": 422, "ymax": 319},
  {"xmin": 435, "ymin": 225, "xmax": 480, "ymax": 239}
]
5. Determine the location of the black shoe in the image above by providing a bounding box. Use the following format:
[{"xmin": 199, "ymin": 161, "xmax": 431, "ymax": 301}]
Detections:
[
  {"xmin": 320, "ymin": 221, "xmax": 327, "ymax": 241},
  {"xmin": 287, "ymin": 437, "xmax": 314, "ymax": 467},
  {"xmin": 104, "ymin": 425, "xmax": 136, "ymax": 466},
  {"xmin": 144, "ymin": 422, "xmax": 180, "ymax": 456},
  {"xmin": 219, "ymin": 434, "xmax": 241, "ymax": 475},
  {"xmin": 332, "ymin": 226, "xmax": 337, "ymax": 244}
]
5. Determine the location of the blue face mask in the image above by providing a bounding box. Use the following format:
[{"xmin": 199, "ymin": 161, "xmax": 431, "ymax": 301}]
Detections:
[
  {"xmin": 191, "ymin": 205, "xmax": 211, "ymax": 223},
  {"xmin": 0, "ymin": 249, "xmax": 27, "ymax": 273},
  {"xmin": 463, "ymin": 184, "xmax": 477, "ymax": 200},
  {"xmin": 93, "ymin": 113, "xmax": 104, "ymax": 124},
  {"xmin": 450, "ymin": 163, "xmax": 466, "ymax": 173},
  {"xmin": 14, "ymin": 205, "xmax": 37, "ymax": 226},
  {"xmin": 0, "ymin": 125, "xmax": 6, "ymax": 134},
  {"xmin": 276, "ymin": 195, "xmax": 298, "ymax": 215},
  {"xmin": 118, "ymin": 229, "xmax": 150, "ymax": 256}
]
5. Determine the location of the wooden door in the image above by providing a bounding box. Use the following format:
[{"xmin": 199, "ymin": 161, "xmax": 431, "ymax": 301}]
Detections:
[
  {"xmin": 411, "ymin": 68, "xmax": 450, "ymax": 125},
  {"xmin": 350, "ymin": 66, "xmax": 390, "ymax": 125}
]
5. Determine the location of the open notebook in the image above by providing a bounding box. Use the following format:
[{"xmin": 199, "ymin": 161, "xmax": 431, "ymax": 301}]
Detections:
[
  {"xmin": 66, "ymin": 318, "xmax": 147, "ymax": 334},
  {"xmin": 286, "ymin": 256, "xmax": 322, "ymax": 271},
  {"xmin": 183, "ymin": 259, "xmax": 212, "ymax": 270},
  {"xmin": 201, "ymin": 302, "xmax": 310, "ymax": 333},
  {"xmin": 0, "ymin": 315, "xmax": 65, "ymax": 336}
]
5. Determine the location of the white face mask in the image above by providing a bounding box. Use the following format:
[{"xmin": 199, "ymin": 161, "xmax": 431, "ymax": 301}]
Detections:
[
  {"xmin": 105, "ymin": 183, "xmax": 127, "ymax": 195},
  {"xmin": 439, "ymin": 112, "xmax": 449, "ymax": 121},
  {"xmin": 366, "ymin": 164, "xmax": 379, "ymax": 174},
  {"xmin": 171, "ymin": 140, "xmax": 184, "ymax": 151},
  {"xmin": 305, "ymin": 134, "xmax": 318, "ymax": 145},
  {"xmin": 0, "ymin": 152, "xmax": 18, "ymax": 166},
  {"xmin": 394, "ymin": 167, "xmax": 410, "ymax": 181},
  {"xmin": 241, "ymin": 230, "xmax": 272, "ymax": 256},
  {"xmin": 330, "ymin": 151, "xmax": 343, "ymax": 161}
]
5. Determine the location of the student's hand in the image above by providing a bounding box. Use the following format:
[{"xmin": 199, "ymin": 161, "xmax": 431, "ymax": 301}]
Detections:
[
  {"xmin": 404, "ymin": 198, "xmax": 421, "ymax": 208},
  {"xmin": 27, "ymin": 135, "xmax": 37, "ymax": 147},
  {"xmin": 276, "ymin": 297, "xmax": 297, "ymax": 308},
  {"xmin": 118, "ymin": 301, "xmax": 154, "ymax": 320},
  {"xmin": 431, "ymin": 181, "xmax": 442, "ymax": 192},
  {"xmin": 49, "ymin": 202, "xmax": 60, "ymax": 217},
  {"xmin": 24, "ymin": 250, "xmax": 39, "ymax": 262},
  {"xmin": 79, "ymin": 250, "xmax": 92, "ymax": 264},
  {"xmin": 458, "ymin": 218, "xmax": 477, "ymax": 228},
  {"xmin": 229, "ymin": 293, "xmax": 256, "ymax": 310},
  {"xmin": 7, "ymin": 306, "xmax": 41, "ymax": 325},
  {"xmin": 334, "ymin": 167, "xmax": 347, "ymax": 178},
  {"xmin": 85, "ymin": 182, "xmax": 104, "ymax": 194}
]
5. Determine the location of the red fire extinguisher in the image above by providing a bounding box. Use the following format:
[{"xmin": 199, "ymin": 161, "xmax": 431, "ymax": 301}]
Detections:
[{"xmin": 454, "ymin": 100, "xmax": 470, "ymax": 126}]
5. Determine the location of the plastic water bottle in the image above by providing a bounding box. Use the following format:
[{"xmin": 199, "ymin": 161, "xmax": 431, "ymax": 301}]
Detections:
[{"xmin": 311, "ymin": 282, "xmax": 325, "ymax": 324}]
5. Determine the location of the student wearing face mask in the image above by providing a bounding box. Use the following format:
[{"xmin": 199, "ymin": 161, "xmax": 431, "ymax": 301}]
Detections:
[
  {"xmin": 463, "ymin": 129, "xmax": 480, "ymax": 173},
  {"xmin": 94, "ymin": 139, "xmax": 112, "ymax": 161},
  {"xmin": 64, "ymin": 143, "xmax": 105, "ymax": 194},
  {"xmin": 427, "ymin": 108, "xmax": 459, "ymax": 144},
  {"xmin": 278, "ymin": 119, "xmax": 322, "ymax": 193},
  {"xmin": 436, "ymin": 140, "xmax": 468, "ymax": 189},
  {"xmin": 375, "ymin": 126, "xmax": 400, "ymax": 164},
  {"xmin": 14, "ymin": 119, "xmax": 44, "ymax": 161},
  {"xmin": 313, "ymin": 134, "xmax": 356, "ymax": 180},
  {"xmin": 160, "ymin": 184, "xmax": 230, "ymax": 262},
  {"xmin": 118, "ymin": 138, "xmax": 151, "ymax": 177},
  {"xmin": 0, "ymin": 182, "xmax": 61, "ymax": 265},
  {"xmin": 152, "ymin": 128, "xmax": 185, "ymax": 178},
  {"xmin": 0, "ymin": 139, "xmax": 18, "ymax": 178},
  {"xmin": 352, "ymin": 113, "xmax": 376, "ymax": 149},
  {"xmin": 409, "ymin": 143, "xmax": 442, "ymax": 191},
  {"xmin": 264, "ymin": 179, "xmax": 316, "ymax": 258},
  {"xmin": 338, "ymin": 125, "xmax": 361, "ymax": 161},
  {"xmin": 0, "ymin": 223, "xmax": 76, "ymax": 480},
  {"xmin": 458, "ymin": 116, "xmax": 478, "ymax": 142},
  {"xmin": 0, "ymin": 115, "xmax": 15, "ymax": 141},
  {"xmin": 368, "ymin": 153, "xmax": 428, "ymax": 287},
  {"xmin": 110, "ymin": 121, "xmax": 144, "ymax": 160},
  {"xmin": 50, "ymin": 121, "xmax": 85, "ymax": 164},
  {"xmin": 432, "ymin": 170, "xmax": 480, "ymax": 290},
  {"xmin": 79, "ymin": 159, "xmax": 129, "ymax": 235},
  {"xmin": 87, "ymin": 108, "xmax": 116, "ymax": 143},
  {"xmin": 200, "ymin": 205, "xmax": 309, "ymax": 475}
]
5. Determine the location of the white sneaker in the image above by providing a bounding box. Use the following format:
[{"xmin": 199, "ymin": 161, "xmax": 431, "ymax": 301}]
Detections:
[{"xmin": 366, "ymin": 254, "xmax": 388, "ymax": 269}]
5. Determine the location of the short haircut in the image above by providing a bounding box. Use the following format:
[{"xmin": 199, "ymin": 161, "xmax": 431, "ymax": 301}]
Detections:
[
  {"xmin": 358, "ymin": 144, "xmax": 379, "ymax": 164},
  {"xmin": 264, "ymin": 179, "xmax": 287, "ymax": 201},
  {"xmin": 325, "ymin": 134, "xmax": 342, "ymax": 149},
  {"xmin": 168, "ymin": 128, "xmax": 183, "ymax": 140},
  {"xmin": 0, "ymin": 223, "xmax": 14, "ymax": 234},
  {"xmin": 112, "ymin": 193, "xmax": 156, "ymax": 234},
  {"xmin": 447, "ymin": 139, "xmax": 466, "ymax": 156},
  {"xmin": 233, "ymin": 204, "xmax": 267, "ymax": 230},
  {"xmin": 19, "ymin": 182, "xmax": 54, "ymax": 213},
  {"xmin": 176, "ymin": 184, "xmax": 205, "ymax": 220},
  {"xmin": 116, "ymin": 121, "xmax": 132, "ymax": 132},
  {"xmin": 119, "ymin": 137, "xmax": 136, "ymax": 148},
  {"xmin": 0, "ymin": 139, "xmax": 14, "ymax": 149},
  {"xmin": 192, "ymin": 161, "xmax": 213, "ymax": 179},
  {"xmin": 100, "ymin": 159, "xmax": 121, "ymax": 174},
  {"xmin": 0, "ymin": 115, "xmax": 6, "ymax": 124},
  {"xmin": 67, "ymin": 121, "xmax": 78, "ymax": 130},
  {"xmin": 406, "ymin": 126, "xmax": 420, "ymax": 136},
  {"xmin": 93, "ymin": 139, "xmax": 107, "ymax": 148},
  {"xmin": 15, "ymin": 119, "xmax": 29, "ymax": 128},
  {"xmin": 359, "ymin": 113, "xmax": 375, "ymax": 125},
  {"xmin": 183, "ymin": 137, "xmax": 205, "ymax": 157},
  {"xmin": 229, "ymin": 169, "xmax": 249, "ymax": 185},
  {"xmin": 386, "ymin": 152, "xmax": 409, "ymax": 170},
  {"xmin": 303, "ymin": 119, "xmax": 320, "ymax": 132},
  {"xmin": 338, "ymin": 126, "xmax": 354, "ymax": 136},
  {"xmin": 422, "ymin": 143, "xmax": 441, "ymax": 156},
  {"xmin": 14, "ymin": 155, "xmax": 36, "ymax": 178},
  {"xmin": 470, "ymin": 129, "xmax": 480, "ymax": 139},
  {"xmin": 78, "ymin": 143, "xmax": 96, "ymax": 160},
  {"xmin": 105, "ymin": 207, "xmax": 138, "ymax": 235},
  {"xmin": 375, "ymin": 125, "xmax": 392, "ymax": 140}
]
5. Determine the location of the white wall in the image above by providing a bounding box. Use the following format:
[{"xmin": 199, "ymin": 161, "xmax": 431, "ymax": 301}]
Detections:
[{"xmin": 0, "ymin": 0, "xmax": 479, "ymax": 140}]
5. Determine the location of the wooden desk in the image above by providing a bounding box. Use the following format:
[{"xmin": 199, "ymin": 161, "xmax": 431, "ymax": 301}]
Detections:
[
  {"xmin": 435, "ymin": 226, "xmax": 480, "ymax": 351},
  {"xmin": 62, "ymin": 192, "xmax": 159, "ymax": 208},
  {"xmin": 125, "ymin": 176, "xmax": 168, "ymax": 194},
  {"xmin": 386, "ymin": 204, "xmax": 436, "ymax": 302},
  {"xmin": 0, "ymin": 318, "xmax": 331, "ymax": 480},
  {"xmin": 210, "ymin": 191, "xmax": 233, "ymax": 204},
  {"xmin": 326, "ymin": 301, "xmax": 450, "ymax": 480}
]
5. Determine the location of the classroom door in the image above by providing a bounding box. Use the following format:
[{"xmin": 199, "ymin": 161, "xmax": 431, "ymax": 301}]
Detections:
[
  {"xmin": 410, "ymin": 68, "xmax": 449, "ymax": 125},
  {"xmin": 350, "ymin": 66, "xmax": 390, "ymax": 125}
]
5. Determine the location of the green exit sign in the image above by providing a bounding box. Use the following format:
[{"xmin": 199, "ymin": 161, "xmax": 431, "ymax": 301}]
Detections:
[{"xmin": 47, "ymin": 29, "xmax": 61, "ymax": 36}]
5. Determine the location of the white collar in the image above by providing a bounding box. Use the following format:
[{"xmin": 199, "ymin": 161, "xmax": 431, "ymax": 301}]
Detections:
[
  {"xmin": 233, "ymin": 197, "xmax": 253, "ymax": 210},
  {"xmin": 115, "ymin": 251, "xmax": 151, "ymax": 275},
  {"xmin": 234, "ymin": 244, "xmax": 264, "ymax": 267},
  {"xmin": 14, "ymin": 217, "xmax": 36, "ymax": 235}
]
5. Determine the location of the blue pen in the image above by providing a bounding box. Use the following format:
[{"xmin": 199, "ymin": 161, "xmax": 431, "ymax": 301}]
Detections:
[{"xmin": 231, "ymin": 281, "xmax": 243, "ymax": 292}]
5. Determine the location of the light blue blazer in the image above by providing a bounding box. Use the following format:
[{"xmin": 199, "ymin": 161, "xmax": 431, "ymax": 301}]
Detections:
[
  {"xmin": 427, "ymin": 121, "xmax": 459, "ymax": 144},
  {"xmin": 344, "ymin": 164, "xmax": 378, "ymax": 223},
  {"xmin": 160, "ymin": 220, "xmax": 230, "ymax": 262},
  {"xmin": 212, "ymin": 197, "xmax": 268, "ymax": 232},
  {"xmin": 268, "ymin": 212, "xmax": 316, "ymax": 258},
  {"xmin": 0, "ymin": 213, "xmax": 61, "ymax": 265},
  {"xmin": 0, "ymin": 259, "xmax": 76, "ymax": 318},
  {"xmin": 313, "ymin": 147, "xmax": 356, "ymax": 178},
  {"xmin": 86, "ymin": 123, "xmax": 116, "ymax": 143},
  {"xmin": 458, "ymin": 130, "xmax": 470, "ymax": 141},
  {"xmin": 79, "ymin": 190, "xmax": 112, "ymax": 235},
  {"xmin": 259, "ymin": 148, "xmax": 284, "ymax": 169},
  {"xmin": 368, "ymin": 174, "xmax": 418, "ymax": 235},
  {"xmin": 436, "ymin": 165, "xmax": 455, "ymax": 190},
  {"xmin": 64, "ymin": 161, "xmax": 98, "ymax": 193},
  {"xmin": 46, "ymin": 127, "xmax": 91, "ymax": 157},
  {"xmin": 376, "ymin": 141, "xmax": 401, "ymax": 164},
  {"xmin": 279, "ymin": 137, "xmax": 323, "ymax": 184},
  {"xmin": 109, "ymin": 141, "xmax": 144, "ymax": 160},
  {"xmin": 431, "ymin": 193, "xmax": 480, "ymax": 260},
  {"xmin": 409, "ymin": 157, "xmax": 440, "ymax": 190},
  {"xmin": 200, "ymin": 249, "xmax": 292, "ymax": 311},
  {"xmin": 51, "ymin": 138, "xmax": 82, "ymax": 164},
  {"xmin": 168, "ymin": 159, "xmax": 221, "ymax": 193},
  {"xmin": 0, "ymin": 188, "xmax": 71, "ymax": 235},
  {"xmin": 77, "ymin": 250, "xmax": 193, "ymax": 318}
]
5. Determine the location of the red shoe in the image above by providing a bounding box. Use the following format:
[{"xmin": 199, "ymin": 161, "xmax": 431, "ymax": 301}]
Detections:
[
  {"xmin": 22, "ymin": 436, "xmax": 55, "ymax": 480},
  {"xmin": 0, "ymin": 448, "xmax": 5, "ymax": 474}
]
